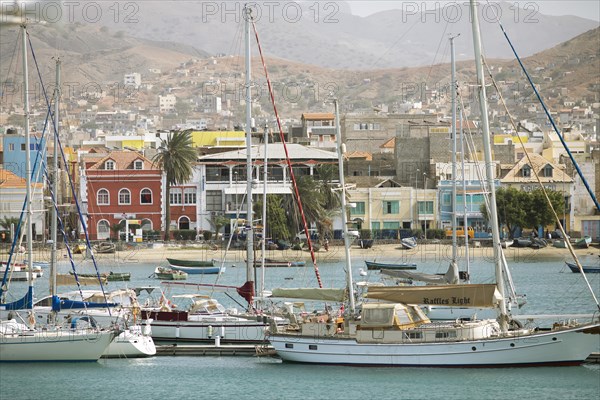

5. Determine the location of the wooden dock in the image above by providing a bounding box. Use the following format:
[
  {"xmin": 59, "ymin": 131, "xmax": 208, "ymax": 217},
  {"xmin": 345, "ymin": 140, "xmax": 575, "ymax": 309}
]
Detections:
[
  {"xmin": 156, "ymin": 344, "xmax": 275, "ymax": 357},
  {"xmin": 586, "ymin": 352, "xmax": 600, "ymax": 364}
]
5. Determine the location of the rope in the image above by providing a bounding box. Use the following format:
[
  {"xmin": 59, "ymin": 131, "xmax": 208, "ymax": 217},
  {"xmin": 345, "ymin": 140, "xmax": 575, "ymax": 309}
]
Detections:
[
  {"xmin": 251, "ymin": 20, "xmax": 323, "ymax": 289},
  {"xmin": 27, "ymin": 33, "xmax": 112, "ymax": 313},
  {"xmin": 482, "ymin": 58, "xmax": 600, "ymax": 310},
  {"xmin": 486, "ymin": 1, "xmax": 599, "ymax": 212}
]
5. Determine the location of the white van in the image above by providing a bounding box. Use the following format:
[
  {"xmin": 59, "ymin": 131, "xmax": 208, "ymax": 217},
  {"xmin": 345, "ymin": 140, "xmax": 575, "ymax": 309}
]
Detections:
[{"xmin": 295, "ymin": 229, "xmax": 319, "ymax": 241}]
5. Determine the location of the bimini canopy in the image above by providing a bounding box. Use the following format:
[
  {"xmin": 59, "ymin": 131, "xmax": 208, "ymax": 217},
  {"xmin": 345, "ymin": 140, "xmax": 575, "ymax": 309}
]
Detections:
[
  {"xmin": 270, "ymin": 288, "xmax": 347, "ymax": 302},
  {"xmin": 365, "ymin": 284, "xmax": 501, "ymax": 308}
]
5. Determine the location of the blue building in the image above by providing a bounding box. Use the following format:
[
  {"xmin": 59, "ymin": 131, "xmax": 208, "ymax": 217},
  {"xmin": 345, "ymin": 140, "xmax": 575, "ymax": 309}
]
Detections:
[
  {"xmin": 438, "ymin": 179, "xmax": 501, "ymax": 238},
  {"xmin": 2, "ymin": 132, "xmax": 47, "ymax": 183}
]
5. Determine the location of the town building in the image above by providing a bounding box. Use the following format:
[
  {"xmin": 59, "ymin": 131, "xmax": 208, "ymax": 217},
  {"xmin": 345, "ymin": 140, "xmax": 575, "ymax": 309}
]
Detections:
[{"xmin": 81, "ymin": 150, "xmax": 163, "ymax": 240}]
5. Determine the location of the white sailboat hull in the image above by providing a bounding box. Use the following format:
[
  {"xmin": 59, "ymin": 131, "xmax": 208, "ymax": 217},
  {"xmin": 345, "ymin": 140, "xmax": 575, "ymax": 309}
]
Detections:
[
  {"xmin": 103, "ymin": 328, "xmax": 156, "ymax": 358},
  {"xmin": 147, "ymin": 318, "xmax": 270, "ymax": 343},
  {"xmin": 269, "ymin": 324, "xmax": 600, "ymax": 367},
  {"xmin": 0, "ymin": 326, "xmax": 116, "ymax": 362}
]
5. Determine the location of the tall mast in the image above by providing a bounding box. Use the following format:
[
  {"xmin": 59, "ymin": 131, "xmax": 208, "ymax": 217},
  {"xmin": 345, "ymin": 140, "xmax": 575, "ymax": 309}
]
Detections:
[
  {"xmin": 334, "ymin": 99, "xmax": 355, "ymax": 313},
  {"xmin": 259, "ymin": 124, "xmax": 268, "ymax": 296},
  {"xmin": 459, "ymin": 103, "xmax": 471, "ymax": 281},
  {"xmin": 22, "ymin": 24, "xmax": 34, "ymax": 297},
  {"xmin": 49, "ymin": 57, "xmax": 60, "ymax": 298},
  {"xmin": 244, "ymin": 5, "xmax": 255, "ymax": 296},
  {"xmin": 450, "ymin": 35, "xmax": 458, "ymax": 264},
  {"xmin": 469, "ymin": 0, "xmax": 508, "ymax": 330}
]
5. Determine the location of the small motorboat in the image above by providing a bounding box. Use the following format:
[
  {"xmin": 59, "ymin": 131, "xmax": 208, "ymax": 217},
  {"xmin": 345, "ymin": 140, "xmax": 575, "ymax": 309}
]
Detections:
[
  {"xmin": 400, "ymin": 237, "xmax": 417, "ymax": 250},
  {"xmin": 365, "ymin": 261, "xmax": 417, "ymax": 270},
  {"xmin": 151, "ymin": 266, "xmax": 188, "ymax": 280}
]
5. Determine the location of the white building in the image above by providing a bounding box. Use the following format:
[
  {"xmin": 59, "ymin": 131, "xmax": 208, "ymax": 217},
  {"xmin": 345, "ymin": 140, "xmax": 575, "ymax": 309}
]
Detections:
[
  {"xmin": 159, "ymin": 94, "xmax": 177, "ymax": 113},
  {"xmin": 124, "ymin": 73, "xmax": 142, "ymax": 89}
]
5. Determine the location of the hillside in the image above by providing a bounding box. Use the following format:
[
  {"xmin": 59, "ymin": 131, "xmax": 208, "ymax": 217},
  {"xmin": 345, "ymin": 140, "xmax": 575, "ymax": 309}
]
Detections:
[
  {"xmin": 1, "ymin": 20, "xmax": 597, "ymax": 122},
  {"xmin": 0, "ymin": 23, "xmax": 208, "ymax": 85}
]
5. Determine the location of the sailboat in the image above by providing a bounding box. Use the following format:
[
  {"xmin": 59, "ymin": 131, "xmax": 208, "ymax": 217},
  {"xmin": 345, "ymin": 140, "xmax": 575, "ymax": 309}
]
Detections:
[
  {"xmin": 139, "ymin": 7, "xmax": 285, "ymax": 344},
  {"xmin": 0, "ymin": 25, "xmax": 116, "ymax": 361},
  {"xmin": 267, "ymin": 2, "xmax": 600, "ymax": 366}
]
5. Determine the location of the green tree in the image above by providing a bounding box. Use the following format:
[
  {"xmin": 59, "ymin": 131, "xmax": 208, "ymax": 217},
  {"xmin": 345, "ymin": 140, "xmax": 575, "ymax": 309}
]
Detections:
[
  {"xmin": 0, "ymin": 217, "xmax": 20, "ymax": 230},
  {"xmin": 482, "ymin": 187, "xmax": 527, "ymax": 238},
  {"xmin": 286, "ymin": 175, "xmax": 326, "ymax": 235},
  {"xmin": 208, "ymin": 214, "xmax": 230, "ymax": 238},
  {"xmin": 254, "ymin": 195, "xmax": 290, "ymax": 241},
  {"xmin": 524, "ymin": 189, "xmax": 564, "ymax": 230},
  {"xmin": 152, "ymin": 130, "xmax": 197, "ymax": 241},
  {"xmin": 482, "ymin": 187, "xmax": 565, "ymax": 237}
]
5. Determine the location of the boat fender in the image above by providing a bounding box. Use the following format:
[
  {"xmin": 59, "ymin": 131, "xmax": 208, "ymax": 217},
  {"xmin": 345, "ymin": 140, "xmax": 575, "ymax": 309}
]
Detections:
[
  {"xmin": 28, "ymin": 311, "xmax": 35, "ymax": 328},
  {"xmin": 207, "ymin": 325, "xmax": 213, "ymax": 338}
]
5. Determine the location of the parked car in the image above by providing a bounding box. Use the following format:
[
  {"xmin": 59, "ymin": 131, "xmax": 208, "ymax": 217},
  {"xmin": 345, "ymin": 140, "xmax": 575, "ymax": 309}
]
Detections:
[{"xmin": 295, "ymin": 229, "xmax": 319, "ymax": 241}]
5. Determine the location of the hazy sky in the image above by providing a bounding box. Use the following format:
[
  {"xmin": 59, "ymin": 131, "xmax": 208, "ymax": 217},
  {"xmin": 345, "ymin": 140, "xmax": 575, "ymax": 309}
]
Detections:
[{"xmin": 349, "ymin": 1, "xmax": 600, "ymax": 21}]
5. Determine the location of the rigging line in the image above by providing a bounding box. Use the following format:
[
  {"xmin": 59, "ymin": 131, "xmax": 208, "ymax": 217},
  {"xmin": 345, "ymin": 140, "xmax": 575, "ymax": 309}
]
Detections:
[
  {"xmin": 369, "ymin": 16, "xmax": 421, "ymax": 70},
  {"xmin": 0, "ymin": 28, "xmax": 21, "ymax": 102},
  {"xmin": 457, "ymin": 94, "xmax": 519, "ymax": 299},
  {"xmin": 27, "ymin": 34, "xmax": 112, "ymax": 312},
  {"xmin": 484, "ymin": 0, "xmax": 599, "ymax": 213},
  {"xmin": 251, "ymin": 20, "xmax": 323, "ymax": 289},
  {"xmin": 483, "ymin": 58, "xmax": 600, "ymax": 309},
  {"xmin": 425, "ymin": 20, "xmax": 451, "ymax": 85}
]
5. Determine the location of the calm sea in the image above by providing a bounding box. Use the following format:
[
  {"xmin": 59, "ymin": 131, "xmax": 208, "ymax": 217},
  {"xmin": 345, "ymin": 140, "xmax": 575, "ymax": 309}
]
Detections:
[{"xmin": 1, "ymin": 246, "xmax": 599, "ymax": 400}]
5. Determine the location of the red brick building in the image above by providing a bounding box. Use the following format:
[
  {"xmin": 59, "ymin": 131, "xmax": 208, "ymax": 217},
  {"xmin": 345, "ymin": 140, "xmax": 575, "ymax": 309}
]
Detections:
[{"xmin": 83, "ymin": 150, "xmax": 163, "ymax": 240}]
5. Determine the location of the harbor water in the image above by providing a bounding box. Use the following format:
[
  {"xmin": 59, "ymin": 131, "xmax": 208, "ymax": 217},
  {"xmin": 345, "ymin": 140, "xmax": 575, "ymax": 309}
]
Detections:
[{"xmin": 1, "ymin": 246, "xmax": 599, "ymax": 399}]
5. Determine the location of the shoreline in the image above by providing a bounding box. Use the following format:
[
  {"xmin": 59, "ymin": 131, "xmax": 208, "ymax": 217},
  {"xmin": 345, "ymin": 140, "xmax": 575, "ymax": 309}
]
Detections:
[{"xmin": 5, "ymin": 242, "xmax": 596, "ymax": 265}]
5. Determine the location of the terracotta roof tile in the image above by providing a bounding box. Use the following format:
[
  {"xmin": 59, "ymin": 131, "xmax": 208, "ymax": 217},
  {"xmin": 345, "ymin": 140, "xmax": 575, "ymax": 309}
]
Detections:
[{"xmin": 88, "ymin": 150, "xmax": 157, "ymax": 171}]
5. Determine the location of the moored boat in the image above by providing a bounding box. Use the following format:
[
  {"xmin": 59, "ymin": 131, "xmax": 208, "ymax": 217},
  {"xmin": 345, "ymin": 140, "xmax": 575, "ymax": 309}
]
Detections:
[
  {"xmin": 151, "ymin": 266, "xmax": 188, "ymax": 280},
  {"xmin": 574, "ymin": 236, "xmax": 592, "ymax": 249},
  {"xmin": 169, "ymin": 264, "xmax": 224, "ymax": 275},
  {"xmin": 166, "ymin": 258, "xmax": 215, "ymax": 267},
  {"xmin": 565, "ymin": 260, "xmax": 600, "ymax": 274},
  {"xmin": 365, "ymin": 260, "xmax": 417, "ymax": 270},
  {"xmin": 251, "ymin": 258, "xmax": 306, "ymax": 268}
]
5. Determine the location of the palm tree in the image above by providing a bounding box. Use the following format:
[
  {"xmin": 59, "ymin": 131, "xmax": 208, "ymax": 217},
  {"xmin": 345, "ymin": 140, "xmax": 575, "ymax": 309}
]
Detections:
[{"xmin": 152, "ymin": 130, "xmax": 197, "ymax": 241}]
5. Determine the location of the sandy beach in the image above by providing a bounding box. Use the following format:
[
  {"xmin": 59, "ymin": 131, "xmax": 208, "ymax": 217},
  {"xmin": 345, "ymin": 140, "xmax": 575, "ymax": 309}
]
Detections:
[{"xmin": 9, "ymin": 240, "xmax": 593, "ymax": 265}]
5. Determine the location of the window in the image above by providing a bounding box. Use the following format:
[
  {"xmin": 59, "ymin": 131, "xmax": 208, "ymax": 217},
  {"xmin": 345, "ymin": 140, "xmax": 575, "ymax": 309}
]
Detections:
[
  {"xmin": 20, "ymin": 143, "xmax": 26, "ymax": 151},
  {"xmin": 418, "ymin": 201, "xmax": 434, "ymax": 215},
  {"xmin": 133, "ymin": 160, "xmax": 143, "ymax": 170},
  {"xmin": 118, "ymin": 189, "xmax": 131, "ymax": 205},
  {"xmin": 184, "ymin": 188, "xmax": 196, "ymax": 205},
  {"xmin": 353, "ymin": 122, "xmax": 381, "ymax": 131},
  {"xmin": 350, "ymin": 201, "xmax": 365, "ymax": 216},
  {"xmin": 383, "ymin": 200, "xmax": 399, "ymax": 214},
  {"xmin": 383, "ymin": 221, "xmax": 400, "ymax": 229},
  {"xmin": 170, "ymin": 189, "xmax": 182, "ymax": 205},
  {"xmin": 105, "ymin": 160, "xmax": 115, "ymax": 170},
  {"xmin": 206, "ymin": 190, "xmax": 222, "ymax": 212},
  {"xmin": 97, "ymin": 220, "xmax": 110, "ymax": 240},
  {"xmin": 442, "ymin": 193, "xmax": 452, "ymax": 206},
  {"xmin": 435, "ymin": 331, "xmax": 457, "ymax": 339},
  {"xmin": 140, "ymin": 188, "xmax": 152, "ymax": 204},
  {"xmin": 521, "ymin": 165, "xmax": 531, "ymax": 177},
  {"xmin": 97, "ymin": 189, "xmax": 109, "ymax": 205},
  {"xmin": 8, "ymin": 143, "xmax": 14, "ymax": 151},
  {"xmin": 371, "ymin": 222, "xmax": 380, "ymax": 231},
  {"xmin": 542, "ymin": 164, "xmax": 553, "ymax": 177}
]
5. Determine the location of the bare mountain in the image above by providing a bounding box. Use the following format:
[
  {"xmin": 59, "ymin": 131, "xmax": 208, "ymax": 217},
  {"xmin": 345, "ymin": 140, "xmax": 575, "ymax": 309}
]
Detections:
[
  {"xmin": 0, "ymin": 22, "xmax": 208, "ymax": 85},
  {"xmin": 91, "ymin": 1, "xmax": 598, "ymax": 69}
]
